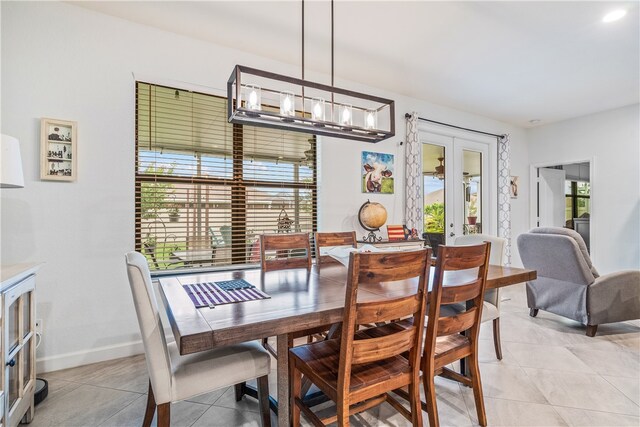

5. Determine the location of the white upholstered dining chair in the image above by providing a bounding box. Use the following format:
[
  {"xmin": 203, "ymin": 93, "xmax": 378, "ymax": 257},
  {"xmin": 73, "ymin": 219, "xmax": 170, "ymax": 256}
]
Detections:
[
  {"xmin": 125, "ymin": 251, "xmax": 272, "ymax": 427},
  {"xmin": 453, "ymin": 234, "xmax": 507, "ymax": 359}
]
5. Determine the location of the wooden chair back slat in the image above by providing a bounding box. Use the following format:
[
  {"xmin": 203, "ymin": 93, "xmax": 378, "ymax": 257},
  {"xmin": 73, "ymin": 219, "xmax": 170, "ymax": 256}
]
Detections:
[
  {"xmin": 356, "ymin": 295, "xmax": 420, "ymax": 326},
  {"xmin": 437, "ymin": 307, "xmax": 478, "ymax": 336},
  {"xmin": 314, "ymin": 231, "xmax": 357, "ymax": 265},
  {"xmin": 440, "ymin": 279, "xmax": 483, "ymax": 304},
  {"xmin": 423, "ymin": 242, "xmax": 491, "ymax": 355},
  {"xmin": 440, "ymin": 244, "xmax": 489, "ymax": 270},
  {"xmin": 260, "ymin": 233, "xmax": 312, "ymax": 272},
  {"xmin": 351, "ymin": 326, "xmax": 416, "ymax": 365},
  {"xmin": 356, "ymin": 250, "xmax": 430, "ymax": 284},
  {"xmin": 338, "ymin": 248, "xmax": 431, "ymax": 390}
]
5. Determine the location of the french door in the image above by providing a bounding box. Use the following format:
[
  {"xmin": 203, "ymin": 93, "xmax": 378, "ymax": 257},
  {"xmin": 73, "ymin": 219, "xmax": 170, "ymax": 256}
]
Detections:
[{"xmin": 420, "ymin": 131, "xmax": 496, "ymax": 245}]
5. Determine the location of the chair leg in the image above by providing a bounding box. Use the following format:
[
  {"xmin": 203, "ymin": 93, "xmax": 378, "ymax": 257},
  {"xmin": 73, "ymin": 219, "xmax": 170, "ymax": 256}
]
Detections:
[
  {"xmin": 422, "ymin": 374, "xmax": 439, "ymax": 427},
  {"xmin": 290, "ymin": 364, "xmax": 302, "ymax": 427},
  {"xmin": 529, "ymin": 308, "xmax": 538, "ymax": 317},
  {"xmin": 468, "ymin": 356, "xmax": 487, "ymax": 427},
  {"xmin": 586, "ymin": 325, "xmax": 598, "ymax": 337},
  {"xmin": 408, "ymin": 378, "xmax": 423, "ymax": 427},
  {"xmin": 492, "ymin": 318, "xmax": 503, "ymax": 360},
  {"xmin": 156, "ymin": 402, "xmax": 170, "ymax": 427},
  {"xmin": 257, "ymin": 375, "xmax": 271, "ymax": 427},
  {"xmin": 143, "ymin": 381, "xmax": 156, "ymax": 427},
  {"xmin": 234, "ymin": 383, "xmax": 245, "ymax": 402},
  {"xmin": 337, "ymin": 399, "xmax": 349, "ymax": 427}
]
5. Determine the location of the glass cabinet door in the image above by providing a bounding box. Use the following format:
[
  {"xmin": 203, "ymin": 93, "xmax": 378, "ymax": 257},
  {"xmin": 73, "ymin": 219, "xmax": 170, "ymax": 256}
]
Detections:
[{"xmin": 4, "ymin": 279, "xmax": 36, "ymax": 425}]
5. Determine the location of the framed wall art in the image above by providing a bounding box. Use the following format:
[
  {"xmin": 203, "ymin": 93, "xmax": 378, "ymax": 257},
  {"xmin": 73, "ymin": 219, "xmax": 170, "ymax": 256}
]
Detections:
[
  {"xmin": 40, "ymin": 118, "xmax": 77, "ymax": 181},
  {"xmin": 361, "ymin": 151, "xmax": 394, "ymax": 194},
  {"xmin": 510, "ymin": 176, "xmax": 519, "ymax": 198}
]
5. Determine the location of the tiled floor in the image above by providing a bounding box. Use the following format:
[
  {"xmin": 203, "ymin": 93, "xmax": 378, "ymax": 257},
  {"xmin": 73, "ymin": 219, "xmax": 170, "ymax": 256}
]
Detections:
[{"xmin": 33, "ymin": 284, "xmax": 639, "ymax": 426}]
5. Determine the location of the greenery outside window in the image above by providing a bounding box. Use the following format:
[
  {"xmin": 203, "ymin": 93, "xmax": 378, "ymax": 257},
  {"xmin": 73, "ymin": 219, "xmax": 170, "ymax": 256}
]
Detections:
[{"xmin": 565, "ymin": 181, "xmax": 590, "ymax": 228}]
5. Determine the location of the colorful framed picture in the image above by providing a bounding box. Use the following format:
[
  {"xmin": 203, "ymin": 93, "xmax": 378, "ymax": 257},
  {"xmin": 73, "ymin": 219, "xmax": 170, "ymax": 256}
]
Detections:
[
  {"xmin": 362, "ymin": 151, "xmax": 394, "ymax": 194},
  {"xmin": 40, "ymin": 118, "xmax": 77, "ymax": 181}
]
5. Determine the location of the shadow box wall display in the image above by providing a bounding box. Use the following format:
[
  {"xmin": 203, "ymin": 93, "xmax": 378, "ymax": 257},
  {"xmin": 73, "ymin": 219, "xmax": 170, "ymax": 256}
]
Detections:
[{"xmin": 40, "ymin": 118, "xmax": 77, "ymax": 181}]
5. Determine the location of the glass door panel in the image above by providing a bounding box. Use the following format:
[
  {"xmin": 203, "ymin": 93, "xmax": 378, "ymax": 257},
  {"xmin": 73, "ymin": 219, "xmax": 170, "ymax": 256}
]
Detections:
[
  {"xmin": 8, "ymin": 352, "xmax": 18, "ymax": 411},
  {"xmin": 463, "ymin": 150, "xmax": 482, "ymax": 235},
  {"xmin": 422, "ymin": 143, "xmax": 447, "ymax": 254},
  {"xmin": 7, "ymin": 299, "xmax": 19, "ymax": 353},
  {"xmin": 22, "ymin": 293, "xmax": 31, "ymax": 338}
]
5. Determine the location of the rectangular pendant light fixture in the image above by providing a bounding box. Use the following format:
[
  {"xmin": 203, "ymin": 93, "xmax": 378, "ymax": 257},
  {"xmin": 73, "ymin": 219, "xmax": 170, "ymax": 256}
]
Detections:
[{"xmin": 227, "ymin": 65, "xmax": 395, "ymax": 143}]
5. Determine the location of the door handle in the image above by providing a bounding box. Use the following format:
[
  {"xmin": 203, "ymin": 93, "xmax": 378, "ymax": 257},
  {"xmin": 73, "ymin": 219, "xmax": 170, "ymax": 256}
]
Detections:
[
  {"xmin": 450, "ymin": 223, "xmax": 454, "ymax": 228},
  {"xmin": 6, "ymin": 359, "xmax": 15, "ymax": 367},
  {"xmin": 450, "ymin": 232, "xmax": 456, "ymax": 237}
]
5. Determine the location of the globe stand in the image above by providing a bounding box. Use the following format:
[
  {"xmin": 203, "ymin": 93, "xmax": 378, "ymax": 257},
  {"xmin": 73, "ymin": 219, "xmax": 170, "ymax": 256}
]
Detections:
[{"xmin": 362, "ymin": 230, "xmax": 382, "ymax": 243}]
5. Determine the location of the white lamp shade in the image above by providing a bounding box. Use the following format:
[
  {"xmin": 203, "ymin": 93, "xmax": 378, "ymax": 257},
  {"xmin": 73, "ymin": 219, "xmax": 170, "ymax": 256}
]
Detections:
[{"xmin": 1, "ymin": 134, "xmax": 25, "ymax": 188}]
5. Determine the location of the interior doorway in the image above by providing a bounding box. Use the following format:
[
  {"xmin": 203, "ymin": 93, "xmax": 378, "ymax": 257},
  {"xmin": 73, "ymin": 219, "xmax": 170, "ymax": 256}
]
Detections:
[{"xmin": 532, "ymin": 161, "xmax": 592, "ymax": 252}]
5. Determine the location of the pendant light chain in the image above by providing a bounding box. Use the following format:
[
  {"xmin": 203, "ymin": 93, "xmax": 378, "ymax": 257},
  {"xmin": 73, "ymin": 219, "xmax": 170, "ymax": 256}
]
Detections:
[{"xmin": 331, "ymin": 0, "xmax": 334, "ymax": 88}]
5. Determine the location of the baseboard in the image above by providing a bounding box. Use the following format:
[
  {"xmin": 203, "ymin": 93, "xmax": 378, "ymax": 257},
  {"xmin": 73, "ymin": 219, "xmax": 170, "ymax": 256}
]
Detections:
[{"xmin": 36, "ymin": 340, "xmax": 145, "ymax": 374}]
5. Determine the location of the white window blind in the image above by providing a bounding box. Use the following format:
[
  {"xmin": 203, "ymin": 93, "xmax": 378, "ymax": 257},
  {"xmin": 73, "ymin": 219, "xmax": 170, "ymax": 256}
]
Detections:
[{"xmin": 135, "ymin": 82, "xmax": 317, "ymax": 271}]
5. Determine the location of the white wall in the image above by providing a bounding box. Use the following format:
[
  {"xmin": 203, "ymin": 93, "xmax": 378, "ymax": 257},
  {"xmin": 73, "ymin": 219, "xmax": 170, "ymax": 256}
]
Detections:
[
  {"xmin": 1, "ymin": 1, "xmax": 529, "ymax": 372},
  {"xmin": 526, "ymin": 104, "xmax": 640, "ymax": 274}
]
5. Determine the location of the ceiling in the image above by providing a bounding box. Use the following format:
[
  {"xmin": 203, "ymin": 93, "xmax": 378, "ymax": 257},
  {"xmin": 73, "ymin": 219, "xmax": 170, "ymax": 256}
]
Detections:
[{"xmin": 71, "ymin": 1, "xmax": 639, "ymax": 128}]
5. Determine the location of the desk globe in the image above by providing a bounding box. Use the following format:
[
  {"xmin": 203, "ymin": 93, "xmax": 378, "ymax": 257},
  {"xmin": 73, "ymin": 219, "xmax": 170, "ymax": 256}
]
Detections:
[{"xmin": 358, "ymin": 200, "xmax": 387, "ymax": 242}]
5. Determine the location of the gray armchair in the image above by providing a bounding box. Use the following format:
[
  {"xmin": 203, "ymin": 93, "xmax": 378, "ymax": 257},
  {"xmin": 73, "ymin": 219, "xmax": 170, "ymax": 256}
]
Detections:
[{"xmin": 517, "ymin": 227, "xmax": 640, "ymax": 336}]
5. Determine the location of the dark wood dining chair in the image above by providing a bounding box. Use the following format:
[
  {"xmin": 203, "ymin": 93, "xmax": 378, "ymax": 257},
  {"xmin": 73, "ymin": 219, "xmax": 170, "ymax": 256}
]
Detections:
[
  {"xmin": 314, "ymin": 231, "xmax": 357, "ymax": 266},
  {"xmin": 260, "ymin": 233, "xmax": 312, "ymax": 272},
  {"xmin": 259, "ymin": 233, "xmax": 314, "ymax": 357},
  {"xmin": 289, "ymin": 249, "xmax": 431, "ymax": 426},
  {"xmin": 421, "ymin": 242, "xmax": 491, "ymax": 427}
]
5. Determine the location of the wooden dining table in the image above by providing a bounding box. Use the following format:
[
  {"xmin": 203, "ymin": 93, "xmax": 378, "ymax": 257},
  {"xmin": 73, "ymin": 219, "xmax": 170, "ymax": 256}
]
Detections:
[{"xmin": 159, "ymin": 262, "xmax": 536, "ymax": 427}]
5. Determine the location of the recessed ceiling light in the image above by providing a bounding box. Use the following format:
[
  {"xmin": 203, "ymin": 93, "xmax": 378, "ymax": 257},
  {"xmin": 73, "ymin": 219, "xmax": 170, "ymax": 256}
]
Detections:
[
  {"xmin": 603, "ymin": 9, "xmax": 627, "ymax": 23},
  {"xmin": 529, "ymin": 119, "xmax": 541, "ymax": 125}
]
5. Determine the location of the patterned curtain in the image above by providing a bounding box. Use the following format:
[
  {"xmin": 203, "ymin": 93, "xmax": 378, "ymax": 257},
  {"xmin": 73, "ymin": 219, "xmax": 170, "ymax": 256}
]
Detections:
[
  {"xmin": 497, "ymin": 134, "xmax": 512, "ymax": 265},
  {"xmin": 405, "ymin": 113, "xmax": 423, "ymax": 232}
]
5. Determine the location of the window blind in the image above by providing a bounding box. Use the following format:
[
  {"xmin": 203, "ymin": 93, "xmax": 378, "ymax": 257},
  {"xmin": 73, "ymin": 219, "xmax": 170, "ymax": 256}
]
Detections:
[{"xmin": 135, "ymin": 82, "xmax": 317, "ymax": 271}]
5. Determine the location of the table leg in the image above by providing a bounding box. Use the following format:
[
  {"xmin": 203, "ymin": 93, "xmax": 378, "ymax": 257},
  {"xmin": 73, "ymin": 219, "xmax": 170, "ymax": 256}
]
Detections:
[{"xmin": 277, "ymin": 334, "xmax": 290, "ymax": 427}]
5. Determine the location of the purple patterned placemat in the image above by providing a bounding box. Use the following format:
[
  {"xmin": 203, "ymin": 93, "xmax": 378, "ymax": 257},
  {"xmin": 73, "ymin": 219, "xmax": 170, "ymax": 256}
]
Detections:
[{"xmin": 182, "ymin": 280, "xmax": 270, "ymax": 308}]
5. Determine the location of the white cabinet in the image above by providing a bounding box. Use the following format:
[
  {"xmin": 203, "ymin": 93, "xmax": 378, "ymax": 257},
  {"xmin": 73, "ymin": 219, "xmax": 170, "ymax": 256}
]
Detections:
[{"xmin": 0, "ymin": 264, "xmax": 39, "ymax": 427}]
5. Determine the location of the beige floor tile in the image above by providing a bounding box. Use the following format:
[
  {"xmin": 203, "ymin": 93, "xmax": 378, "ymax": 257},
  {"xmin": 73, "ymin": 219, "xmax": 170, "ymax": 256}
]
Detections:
[
  {"xmin": 184, "ymin": 386, "xmax": 229, "ymax": 405},
  {"xmin": 522, "ymin": 368, "xmax": 639, "ymax": 416},
  {"xmin": 475, "ymin": 363, "xmax": 548, "ymax": 403},
  {"xmin": 463, "ymin": 396, "xmax": 568, "ymax": 426},
  {"xmin": 212, "ymin": 384, "xmax": 264, "ymax": 413},
  {"xmin": 554, "ymin": 406, "xmax": 640, "ymax": 426},
  {"xmin": 506, "ymin": 342, "xmax": 596, "ymax": 373},
  {"xmin": 100, "ymin": 394, "xmax": 210, "ymax": 427},
  {"xmin": 566, "ymin": 345, "xmax": 640, "ymax": 379},
  {"xmin": 602, "ymin": 375, "xmax": 640, "ymax": 407},
  {"xmin": 35, "ymin": 377, "xmax": 83, "ymax": 404},
  {"xmin": 191, "ymin": 404, "xmax": 275, "ymax": 427},
  {"xmin": 29, "ymin": 384, "xmax": 140, "ymax": 427},
  {"xmin": 43, "ymin": 354, "xmax": 149, "ymax": 394},
  {"xmin": 476, "ymin": 338, "xmax": 518, "ymax": 366}
]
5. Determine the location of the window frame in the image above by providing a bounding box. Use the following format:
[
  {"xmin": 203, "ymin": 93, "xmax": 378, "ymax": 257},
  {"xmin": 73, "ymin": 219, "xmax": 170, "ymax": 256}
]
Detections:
[{"xmin": 134, "ymin": 81, "xmax": 317, "ymax": 274}]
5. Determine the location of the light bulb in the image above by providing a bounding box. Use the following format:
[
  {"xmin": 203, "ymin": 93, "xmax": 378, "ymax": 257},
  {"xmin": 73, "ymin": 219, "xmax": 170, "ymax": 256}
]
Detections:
[
  {"xmin": 342, "ymin": 108, "xmax": 350, "ymax": 123},
  {"xmin": 280, "ymin": 91, "xmax": 295, "ymax": 116},
  {"xmin": 311, "ymin": 98, "xmax": 325, "ymax": 121},
  {"xmin": 365, "ymin": 110, "xmax": 377, "ymax": 130},
  {"xmin": 244, "ymin": 84, "xmax": 261, "ymax": 111}
]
